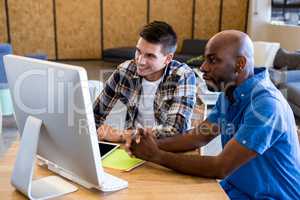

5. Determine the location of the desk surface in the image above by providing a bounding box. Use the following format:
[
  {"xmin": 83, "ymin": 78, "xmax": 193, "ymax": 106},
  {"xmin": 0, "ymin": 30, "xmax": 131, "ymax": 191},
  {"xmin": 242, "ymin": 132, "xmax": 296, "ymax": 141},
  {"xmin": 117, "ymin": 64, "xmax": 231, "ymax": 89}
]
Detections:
[{"xmin": 0, "ymin": 142, "xmax": 228, "ymax": 199}]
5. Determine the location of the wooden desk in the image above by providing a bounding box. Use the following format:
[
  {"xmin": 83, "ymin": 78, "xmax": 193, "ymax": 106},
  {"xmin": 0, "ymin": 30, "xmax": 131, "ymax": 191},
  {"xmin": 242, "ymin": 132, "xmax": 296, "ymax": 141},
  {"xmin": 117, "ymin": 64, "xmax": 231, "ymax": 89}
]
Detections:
[{"xmin": 0, "ymin": 142, "xmax": 228, "ymax": 199}]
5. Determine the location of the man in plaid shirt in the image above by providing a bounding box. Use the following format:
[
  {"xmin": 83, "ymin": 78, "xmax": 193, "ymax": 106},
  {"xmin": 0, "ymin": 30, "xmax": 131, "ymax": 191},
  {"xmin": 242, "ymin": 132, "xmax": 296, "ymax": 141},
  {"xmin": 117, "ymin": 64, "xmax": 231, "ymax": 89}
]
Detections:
[{"xmin": 93, "ymin": 21, "xmax": 197, "ymax": 142}]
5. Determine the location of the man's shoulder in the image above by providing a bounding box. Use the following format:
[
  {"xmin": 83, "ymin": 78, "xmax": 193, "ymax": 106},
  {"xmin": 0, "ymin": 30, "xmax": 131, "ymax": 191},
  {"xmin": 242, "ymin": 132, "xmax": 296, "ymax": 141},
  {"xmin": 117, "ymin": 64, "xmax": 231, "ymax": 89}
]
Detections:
[
  {"xmin": 167, "ymin": 60, "xmax": 195, "ymax": 78},
  {"xmin": 117, "ymin": 59, "xmax": 136, "ymax": 72},
  {"xmin": 251, "ymin": 78, "xmax": 283, "ymax": 103},
  {"xmin": 245, "ymin": 80, "xmax": 291, "ymax": 120},
  {"xmin": 114, "ymin": 59, "xmax": 137, "ymax": 77}
]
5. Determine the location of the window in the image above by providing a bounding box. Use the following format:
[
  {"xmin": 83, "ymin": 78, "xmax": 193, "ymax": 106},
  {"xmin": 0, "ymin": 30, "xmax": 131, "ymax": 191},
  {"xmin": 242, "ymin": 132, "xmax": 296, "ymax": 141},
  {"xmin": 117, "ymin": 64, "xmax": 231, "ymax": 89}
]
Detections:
[{"xmin": 271, "ymin": 0, "xmax": 300, "ymax": 25}]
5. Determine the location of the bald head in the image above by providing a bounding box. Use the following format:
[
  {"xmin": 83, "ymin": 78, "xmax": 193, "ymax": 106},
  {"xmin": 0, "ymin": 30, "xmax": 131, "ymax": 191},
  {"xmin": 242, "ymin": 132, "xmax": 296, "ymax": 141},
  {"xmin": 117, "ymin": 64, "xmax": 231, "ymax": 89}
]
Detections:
[{"xmin": 207, "ymin": 30, "xmax": 254, "ymax": 69}]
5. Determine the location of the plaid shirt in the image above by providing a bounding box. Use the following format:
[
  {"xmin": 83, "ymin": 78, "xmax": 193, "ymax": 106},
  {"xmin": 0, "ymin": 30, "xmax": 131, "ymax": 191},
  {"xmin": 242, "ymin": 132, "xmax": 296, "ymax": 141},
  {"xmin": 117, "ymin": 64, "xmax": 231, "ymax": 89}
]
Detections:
[{"xmin": 93, "ymin": 60, "xmax": 197, "ymax": 138}]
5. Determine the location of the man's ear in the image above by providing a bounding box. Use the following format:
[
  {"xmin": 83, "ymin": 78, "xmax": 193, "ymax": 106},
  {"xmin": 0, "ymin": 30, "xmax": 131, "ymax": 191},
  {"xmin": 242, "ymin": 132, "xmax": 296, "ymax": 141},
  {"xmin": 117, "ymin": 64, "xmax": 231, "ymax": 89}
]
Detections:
[
  {"xmin": 164, "ymin": 53, "xmax": 174, "ymax": 65},
  {"xmin": 235, "ymin": 56, "xmax": 247, "ymax": 72}
]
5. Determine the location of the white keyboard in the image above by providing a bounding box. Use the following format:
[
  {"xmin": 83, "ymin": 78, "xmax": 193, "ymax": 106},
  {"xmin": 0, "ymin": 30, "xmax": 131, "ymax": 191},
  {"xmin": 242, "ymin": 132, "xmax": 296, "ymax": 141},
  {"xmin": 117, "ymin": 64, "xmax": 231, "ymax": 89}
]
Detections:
[{"xmin": 100, "ymin": 172, "xmax": 128, "ymax": 192}]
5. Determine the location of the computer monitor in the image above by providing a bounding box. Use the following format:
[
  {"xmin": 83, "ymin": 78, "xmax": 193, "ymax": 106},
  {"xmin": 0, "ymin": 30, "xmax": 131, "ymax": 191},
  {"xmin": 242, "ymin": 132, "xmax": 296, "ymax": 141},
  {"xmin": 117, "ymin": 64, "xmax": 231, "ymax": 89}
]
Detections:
[{"xmin": 4, "ymin": 55, "xmax": 127, "ymax": 199}]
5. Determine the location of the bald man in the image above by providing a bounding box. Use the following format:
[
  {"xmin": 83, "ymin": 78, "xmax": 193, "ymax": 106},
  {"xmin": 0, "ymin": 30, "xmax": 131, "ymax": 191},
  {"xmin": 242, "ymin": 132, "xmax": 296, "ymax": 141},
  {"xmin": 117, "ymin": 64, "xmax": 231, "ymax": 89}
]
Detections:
[{"xmin": 130, "ymin": 30, "xmax": 300, "ymax": 199}]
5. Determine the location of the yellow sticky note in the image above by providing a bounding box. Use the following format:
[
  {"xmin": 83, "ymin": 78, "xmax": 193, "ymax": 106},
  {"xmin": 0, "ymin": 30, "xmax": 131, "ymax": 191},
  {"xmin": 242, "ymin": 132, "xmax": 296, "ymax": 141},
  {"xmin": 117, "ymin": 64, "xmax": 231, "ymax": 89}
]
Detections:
[{"xmin": 102, "ymin": 149, "xmax": 145, "ymax": 171}]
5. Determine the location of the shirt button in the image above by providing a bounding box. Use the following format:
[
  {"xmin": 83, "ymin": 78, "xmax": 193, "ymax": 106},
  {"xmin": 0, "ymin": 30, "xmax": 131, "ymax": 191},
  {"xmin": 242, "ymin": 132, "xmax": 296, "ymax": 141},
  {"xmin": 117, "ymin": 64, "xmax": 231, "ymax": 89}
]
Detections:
[
  {"xmin": 242, "ymin": 140, "xmax": 247, "ymax": 144},
  {"xmin": 241, "ymin": 94, "xmax": 244, "ymax": 97}
]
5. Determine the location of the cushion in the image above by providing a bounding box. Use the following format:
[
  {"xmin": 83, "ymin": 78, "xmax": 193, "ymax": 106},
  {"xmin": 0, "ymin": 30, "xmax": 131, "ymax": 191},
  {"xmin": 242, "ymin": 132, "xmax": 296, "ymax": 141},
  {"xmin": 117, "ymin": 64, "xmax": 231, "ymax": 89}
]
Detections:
[
  {"xmin": 273, "ymin": 48, "xmax": 300, "ymax": 70},
  {"xmin": 0, "ymin": 43, "xmax": 13, "ymax": 85},
  {"xmin": 283, "ymin": 82, "xmax": 300, "ymax": 107},
  {"xmin": 269, "ymin": 68, "xmax": 300, "ymax": 85},
  {"xmin": 103, "ymin": 47, "xmax": 136, "ymax": 60},
  {"xmin": 181, "ymin": 39, "xmax": 207, "ymax": 55},
  {"xmin": 253, "ymin": 41, "xmax": 280, "ymax": 68}
]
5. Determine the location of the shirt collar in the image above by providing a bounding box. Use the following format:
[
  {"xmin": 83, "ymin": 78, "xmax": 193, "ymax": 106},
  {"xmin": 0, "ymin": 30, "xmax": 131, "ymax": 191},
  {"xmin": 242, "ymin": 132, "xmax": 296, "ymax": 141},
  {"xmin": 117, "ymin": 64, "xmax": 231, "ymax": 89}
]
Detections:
[{"xmin": 233, "ymin": 67, "xmax": 268, "ymax": 102}]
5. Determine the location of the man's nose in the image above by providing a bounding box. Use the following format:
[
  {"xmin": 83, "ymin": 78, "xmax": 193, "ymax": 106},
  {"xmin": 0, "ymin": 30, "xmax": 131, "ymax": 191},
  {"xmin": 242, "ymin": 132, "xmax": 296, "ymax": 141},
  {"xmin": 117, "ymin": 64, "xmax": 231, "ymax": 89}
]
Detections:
[
  {"xmin": 136, "ymin": 54, "xmax": 146, "ymax": 65},
  {"xmin": 200, "ymin": 61, "xmax": 209, "ymax": 73}
]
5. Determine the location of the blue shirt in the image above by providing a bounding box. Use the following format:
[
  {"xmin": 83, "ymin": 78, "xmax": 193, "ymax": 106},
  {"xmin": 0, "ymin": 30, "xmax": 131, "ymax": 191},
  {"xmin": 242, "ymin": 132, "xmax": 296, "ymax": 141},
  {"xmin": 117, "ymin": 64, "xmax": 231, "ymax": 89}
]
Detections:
[{"xmin": 207, "ymin": 68, "xmax": 300, "ymax": 199}]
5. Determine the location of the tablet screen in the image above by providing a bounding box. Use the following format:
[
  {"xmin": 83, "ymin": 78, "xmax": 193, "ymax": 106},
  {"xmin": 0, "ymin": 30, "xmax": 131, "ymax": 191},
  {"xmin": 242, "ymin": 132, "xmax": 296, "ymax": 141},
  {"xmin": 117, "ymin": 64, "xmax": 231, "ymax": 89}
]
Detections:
[{"xmin": 98, "ymin": 142, "xmax": 119, "ymax": 159}]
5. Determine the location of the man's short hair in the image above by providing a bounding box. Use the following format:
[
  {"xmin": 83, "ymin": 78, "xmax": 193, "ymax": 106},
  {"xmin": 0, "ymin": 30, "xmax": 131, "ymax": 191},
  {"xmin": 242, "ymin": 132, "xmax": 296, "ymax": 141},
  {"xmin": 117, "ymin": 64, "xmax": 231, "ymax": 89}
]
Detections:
[{"xmin": 139, "ymin": 21, "xmax": 177, "ymax": 55}]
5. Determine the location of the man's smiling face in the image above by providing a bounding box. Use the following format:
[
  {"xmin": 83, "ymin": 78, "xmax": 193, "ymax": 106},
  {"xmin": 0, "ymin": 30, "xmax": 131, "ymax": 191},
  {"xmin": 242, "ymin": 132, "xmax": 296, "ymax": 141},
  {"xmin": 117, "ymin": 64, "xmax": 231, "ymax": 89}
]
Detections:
[{"xmin": 135, "ymin": 37, "xmax": 172, "ymax": 81}]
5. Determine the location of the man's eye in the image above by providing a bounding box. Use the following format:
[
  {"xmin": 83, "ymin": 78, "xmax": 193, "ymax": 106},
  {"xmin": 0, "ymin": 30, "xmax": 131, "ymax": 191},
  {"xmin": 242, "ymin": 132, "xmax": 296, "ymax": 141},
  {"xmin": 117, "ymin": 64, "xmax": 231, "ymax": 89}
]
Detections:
[
  {"xmin": 135, "ymin": 48, "xmax": 141, "ymax": 54},
  {"xmin": 146, "ymin": 54, "xmax": 155, "ymax": 58},
  {"xmin": 208, "ymin": 57, "xmax": 217, "ymax": 64},
  {"xmin": 211, "ymin": 58, "xmax": 216, "ymax": 63}
]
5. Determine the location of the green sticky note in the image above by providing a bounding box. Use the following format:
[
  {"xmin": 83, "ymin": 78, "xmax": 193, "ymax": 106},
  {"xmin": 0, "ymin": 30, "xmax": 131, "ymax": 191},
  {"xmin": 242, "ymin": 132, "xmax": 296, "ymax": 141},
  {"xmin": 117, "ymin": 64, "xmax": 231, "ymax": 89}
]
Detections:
[{"xmin": 102, "ymin": 149, "xmax": 145, "ymax": 171}]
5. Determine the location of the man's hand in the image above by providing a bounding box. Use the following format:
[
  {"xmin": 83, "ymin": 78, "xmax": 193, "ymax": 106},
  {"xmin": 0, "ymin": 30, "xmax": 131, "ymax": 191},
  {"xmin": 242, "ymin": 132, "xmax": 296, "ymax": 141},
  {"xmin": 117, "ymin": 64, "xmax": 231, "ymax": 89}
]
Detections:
[
  {"xmin": 97, "ymin": 124, "xmax": 124, "ymax": 142},
  {"xmin": 123, "ymin": 128, "xmax": 143, "ymax": 156},
  {"xmin": 130, "ymin": 129, "xmax": 162, "ymax": 163}
]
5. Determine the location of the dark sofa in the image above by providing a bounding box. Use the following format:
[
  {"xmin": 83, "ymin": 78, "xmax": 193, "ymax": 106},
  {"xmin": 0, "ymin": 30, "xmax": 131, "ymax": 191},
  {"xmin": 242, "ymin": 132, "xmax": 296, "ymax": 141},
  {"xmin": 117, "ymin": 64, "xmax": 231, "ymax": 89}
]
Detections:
[
  {"xmin": 102, "ymin": 47, "xmax": 136, "ymax": 63},
  {"xmin": 174, "ymin": 39, "xmax": 207, "ymax": 67},
  {"xmin": 269, "ymin": 48, "xmax": 300, "ymax": 117}
]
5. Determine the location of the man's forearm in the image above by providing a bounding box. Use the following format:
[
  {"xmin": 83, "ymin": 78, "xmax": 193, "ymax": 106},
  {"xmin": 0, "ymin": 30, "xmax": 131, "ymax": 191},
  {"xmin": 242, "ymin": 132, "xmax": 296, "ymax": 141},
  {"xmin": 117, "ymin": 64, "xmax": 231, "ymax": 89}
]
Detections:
[
  {"xmin": 154, "ymin": 150, "xmax": 224, "ymax": 179},
  {"xmin": 157, "ymin": 120, "xmax": 219, "ymax": 152},
  {"xmin": 153, "ymin": 139, "xmax": 257, "ymax": 179},
  {"xmin": 157, "ymin": 127, "xmax": 217, "ymax": 153}
]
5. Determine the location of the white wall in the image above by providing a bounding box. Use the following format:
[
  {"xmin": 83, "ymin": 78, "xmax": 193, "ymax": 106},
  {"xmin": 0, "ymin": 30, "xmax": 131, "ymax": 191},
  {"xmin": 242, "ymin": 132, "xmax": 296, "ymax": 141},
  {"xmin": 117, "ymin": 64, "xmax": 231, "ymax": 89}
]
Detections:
[
  {"xmin": 247, "ymin": 0, "xmax": 271, "ymax": 41},
  {"xmin": 248, "ymin": 0, "xmax": 300, "ymax": 51},
  {"xmin": 267, "ymin": 24, "xmax": 300, "ymax": 51}
]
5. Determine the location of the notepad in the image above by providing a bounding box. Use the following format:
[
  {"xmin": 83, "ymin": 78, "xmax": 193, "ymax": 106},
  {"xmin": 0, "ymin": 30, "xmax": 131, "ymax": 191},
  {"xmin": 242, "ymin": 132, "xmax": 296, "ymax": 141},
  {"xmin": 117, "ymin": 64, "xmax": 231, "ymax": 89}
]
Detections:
[{"xmin": 102, "ymin": 149, "xmax": 145, "ymax": 171}]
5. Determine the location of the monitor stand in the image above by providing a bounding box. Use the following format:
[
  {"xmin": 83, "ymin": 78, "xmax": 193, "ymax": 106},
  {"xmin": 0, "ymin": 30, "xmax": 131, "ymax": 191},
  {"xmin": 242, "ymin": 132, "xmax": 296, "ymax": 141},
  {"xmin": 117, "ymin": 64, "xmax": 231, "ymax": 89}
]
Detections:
[{"xmin": 11, "ymin": 116, "xmax": 78, "ymax": 200}]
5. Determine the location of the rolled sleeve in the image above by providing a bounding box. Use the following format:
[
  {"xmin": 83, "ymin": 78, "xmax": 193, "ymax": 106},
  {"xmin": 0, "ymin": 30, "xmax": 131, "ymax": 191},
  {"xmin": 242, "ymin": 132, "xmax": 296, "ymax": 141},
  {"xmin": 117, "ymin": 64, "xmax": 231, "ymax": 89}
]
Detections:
[{"xmin": 234, "ymin": 96, "xmax": 286, "ymax": 154}]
